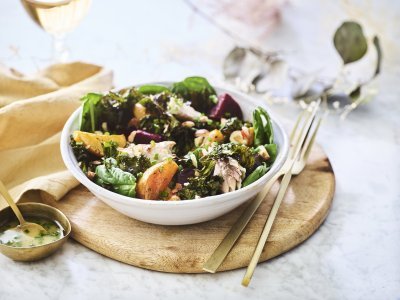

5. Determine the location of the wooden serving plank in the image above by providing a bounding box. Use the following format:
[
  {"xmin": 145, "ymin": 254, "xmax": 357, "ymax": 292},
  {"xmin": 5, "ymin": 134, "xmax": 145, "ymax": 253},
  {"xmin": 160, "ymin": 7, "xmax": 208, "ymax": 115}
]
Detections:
[{"xmin": 43, "ymin": 144, "xmax": 335, "ymax": 273}]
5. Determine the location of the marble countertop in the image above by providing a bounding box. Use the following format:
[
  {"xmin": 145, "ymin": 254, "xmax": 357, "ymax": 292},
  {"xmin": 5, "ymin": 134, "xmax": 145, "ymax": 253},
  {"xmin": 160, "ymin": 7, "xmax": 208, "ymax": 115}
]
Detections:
[{"xmin": 0, "ymin": 0, "xmax": 399, "ymax": 299}]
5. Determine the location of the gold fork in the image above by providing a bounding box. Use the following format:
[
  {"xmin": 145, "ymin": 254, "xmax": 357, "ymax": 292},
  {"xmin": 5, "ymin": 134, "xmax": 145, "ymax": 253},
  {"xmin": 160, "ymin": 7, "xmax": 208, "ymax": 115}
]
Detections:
[{"xmin": 203, "ymin": 100, "xmax": 323, "ymax": 276}]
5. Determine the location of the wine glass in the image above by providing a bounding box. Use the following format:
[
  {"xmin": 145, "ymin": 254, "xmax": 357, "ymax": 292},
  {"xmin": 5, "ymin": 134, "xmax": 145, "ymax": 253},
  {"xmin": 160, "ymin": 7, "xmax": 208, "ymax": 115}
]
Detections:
[{"xmin": 20, "ymin": 0, "xmax": 92, "ymax": 62}]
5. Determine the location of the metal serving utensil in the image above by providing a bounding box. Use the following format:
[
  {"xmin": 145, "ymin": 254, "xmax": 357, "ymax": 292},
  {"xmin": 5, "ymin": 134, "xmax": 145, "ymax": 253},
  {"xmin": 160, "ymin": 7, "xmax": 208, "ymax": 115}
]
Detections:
[{"xmin": 203, "ymin": 100, "xmax": 324, "ymax": 281}]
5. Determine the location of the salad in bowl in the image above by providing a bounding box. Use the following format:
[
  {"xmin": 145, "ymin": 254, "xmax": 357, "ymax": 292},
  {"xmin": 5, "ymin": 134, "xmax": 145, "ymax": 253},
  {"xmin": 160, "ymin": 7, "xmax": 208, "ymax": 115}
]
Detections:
[
  {"xmin": 70, "ymin": 77, "xmax": 277, "ymax": 200},
  {"xmin": 61, "ymin": 77, "xmax": 288, "ymax": 224}
]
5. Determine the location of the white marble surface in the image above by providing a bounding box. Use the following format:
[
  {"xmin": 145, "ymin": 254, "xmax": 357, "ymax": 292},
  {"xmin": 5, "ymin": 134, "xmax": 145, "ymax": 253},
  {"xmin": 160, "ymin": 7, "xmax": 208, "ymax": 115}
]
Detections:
[{"xmin": 1, "ymin": 0, "xmax": 400, "ymax": 299}]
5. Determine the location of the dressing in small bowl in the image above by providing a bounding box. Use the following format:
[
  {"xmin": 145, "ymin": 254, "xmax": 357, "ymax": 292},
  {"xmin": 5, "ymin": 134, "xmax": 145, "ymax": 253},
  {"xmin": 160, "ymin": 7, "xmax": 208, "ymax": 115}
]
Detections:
[
  {"xmin": 0, "ymin": 216, "xmax": 64, "ymax": 248},
  {"xmin": 0, "ymin": 203, "xmax": 71, "ymax": 261}
]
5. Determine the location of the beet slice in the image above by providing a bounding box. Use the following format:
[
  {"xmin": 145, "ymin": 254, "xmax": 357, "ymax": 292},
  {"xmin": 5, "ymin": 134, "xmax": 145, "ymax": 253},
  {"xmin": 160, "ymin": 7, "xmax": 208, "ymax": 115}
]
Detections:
[
  {"xmin": 177, "ymin": 168, "xmax": 195, "ymax": 184},
  {"xmin": 209, "ymin": 93, "xmax": 243, "ymax": 120},
  {"xmin": 133, "ymin": 130, "xmax": 162, "ymax": 144}
]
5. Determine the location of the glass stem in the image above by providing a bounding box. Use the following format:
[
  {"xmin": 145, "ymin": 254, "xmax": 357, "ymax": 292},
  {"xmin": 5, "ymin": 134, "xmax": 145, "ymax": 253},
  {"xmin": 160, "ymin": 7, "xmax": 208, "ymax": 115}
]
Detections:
[{"xmin": 52, "ymin": 33, "xmax": 69, "ymax": 63}]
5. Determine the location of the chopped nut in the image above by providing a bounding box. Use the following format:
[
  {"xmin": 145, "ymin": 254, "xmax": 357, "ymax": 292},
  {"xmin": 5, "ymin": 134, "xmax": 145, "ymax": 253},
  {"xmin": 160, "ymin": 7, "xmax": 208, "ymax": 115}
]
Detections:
[
  {"xmin": 101, "ymin": 122, "xmax": 108, "ymax": 132},
  {"xmin": 229, "ymin": 130, "xmax": 243, "ymax": 144},
  {"xmin": 220, "ymin": 118, "xmax": 227, "ymax": 126},
  {"xmin": 87, "ymin": 171, "xmax": 96, "ymax": 180},
  {"xmin": 194, "ymin": 136, "xmax": 205, "ymax": 147},
  {"xmin": 168, "ymin": 195, "xmax": 181, "ymax": 201},
  {"xmin": 195, "ymin": 129, "xmax": 209, "ymax": 137},
  {"xmin": 128, "ymin": 131, "xmax": 137, "ymax": 143},
  {"xmin": 198, "ymin": 115, "xmax": 209, "ymax": 122},
  {"xmin": 229, "ymin": 127, "xmax": 254, "ymax": 146},
  {"xmin": 182, "ymin": 121, "xmax": 195, "ymax": 128},
  {"xmin": 257, "ymin": 145, "xmax": 270, "ymax": 160},
  {"xmin": 133, "ymin": 103, "xmax": 147, "ymax": 120}
]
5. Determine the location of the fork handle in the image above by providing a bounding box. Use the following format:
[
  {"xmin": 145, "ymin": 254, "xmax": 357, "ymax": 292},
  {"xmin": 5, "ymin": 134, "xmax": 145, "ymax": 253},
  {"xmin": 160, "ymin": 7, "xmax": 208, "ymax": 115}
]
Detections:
[
  {"xmin": 242, "ymin": 168, "xmax": 294, "ymax": 286},
  {"xmin": 202, "ymin": 171, "xmax": 283, "ymax": 273}
]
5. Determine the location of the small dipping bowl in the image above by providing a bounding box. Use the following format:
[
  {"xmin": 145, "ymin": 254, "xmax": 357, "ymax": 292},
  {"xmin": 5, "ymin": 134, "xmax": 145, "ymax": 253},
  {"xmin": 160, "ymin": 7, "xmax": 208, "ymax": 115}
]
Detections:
[{"xmin": 0, "ymin": 202, "xmax": 71, "ymax": 261}]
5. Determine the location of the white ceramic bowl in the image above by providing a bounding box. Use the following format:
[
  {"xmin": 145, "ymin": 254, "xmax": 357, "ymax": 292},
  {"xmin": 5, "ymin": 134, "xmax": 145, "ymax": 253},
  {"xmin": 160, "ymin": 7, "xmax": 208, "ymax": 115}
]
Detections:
[{"xmin": 60, "ymin": 83, "xmax": 289, "ymax": 225}]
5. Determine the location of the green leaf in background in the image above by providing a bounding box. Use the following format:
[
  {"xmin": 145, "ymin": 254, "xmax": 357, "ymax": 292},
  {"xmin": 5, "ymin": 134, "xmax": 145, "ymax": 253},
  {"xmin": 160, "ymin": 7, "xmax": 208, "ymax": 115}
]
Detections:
[
  {"xmin": 138, "ymin": 85, "xmax": 170, "ymax": 95},
  {"xmin": 80, "ymin": 93, "xmax": 103, "ymax": 132},
  {"xmin": 333, "ymin": 21, "xmax": 368, "ymax": 64},
  {"xmin": 373, "ymin": 36, "xmax": 382, "ymax": 76},
  {"xmin": 253, "ymin": 107, "xmax": 274, "ymax": 146},
  {"xmin": 171, "ymin": 76, "xmax": 217, "ymax": 113}
]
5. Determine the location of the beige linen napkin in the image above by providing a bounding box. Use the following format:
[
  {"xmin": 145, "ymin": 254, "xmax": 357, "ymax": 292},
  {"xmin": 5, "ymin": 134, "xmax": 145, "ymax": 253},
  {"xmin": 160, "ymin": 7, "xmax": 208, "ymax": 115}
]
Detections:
[{"xmin": 0, "ymin": 62, "xmax": 113, "ymax": 210}]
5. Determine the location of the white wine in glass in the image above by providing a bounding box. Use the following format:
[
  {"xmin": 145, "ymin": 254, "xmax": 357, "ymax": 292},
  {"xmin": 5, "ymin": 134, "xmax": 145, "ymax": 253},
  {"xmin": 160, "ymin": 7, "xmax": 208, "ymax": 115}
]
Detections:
[{"xmin": 21, "ymin": 0, "xmax": 92, "ymax": 62}]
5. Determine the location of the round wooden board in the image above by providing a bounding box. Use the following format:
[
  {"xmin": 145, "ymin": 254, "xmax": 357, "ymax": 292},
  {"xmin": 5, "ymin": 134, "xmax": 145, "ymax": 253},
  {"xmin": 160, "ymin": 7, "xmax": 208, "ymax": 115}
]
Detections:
[{"xmin": 43, "ymin": 144, "xmax": 335, "ymax": 273}]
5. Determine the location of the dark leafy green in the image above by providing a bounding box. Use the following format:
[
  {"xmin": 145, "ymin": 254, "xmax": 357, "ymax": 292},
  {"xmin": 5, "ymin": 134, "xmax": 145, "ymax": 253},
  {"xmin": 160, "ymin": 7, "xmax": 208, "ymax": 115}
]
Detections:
[
  {"xmin": 178, "ymin": 175, "xmax": 222, "ymax": 199},
  {"xmin": 116, "ymin": 153, "xmax": 151, "ymax": 175},
  {"xmin": 253, "ymin": 107, "xmax": 274, "ymax": 146},
  {"xmin": 95, "ymin": 158, "xmax": 137, "ymax": 197},
  {"xmin": 99, "ymin": 92, "xmax": 135, "ymax": 133},
  {"xmin": 171, "ymin": 76, "xmax": 217, "ymax": 113},
  {"xmin": 243, "ymin": 164, "xmax": 269, "ymax": 187},
  {"xmin": 138, "ymin": 85, "xmax": 170, "ymax": 95},
  {"xmin": 193, "ymin": 118, "xmax": 221, "ymax": 131},
  {"xmin": 102, "ymin": 141, "xmax": 119, "ymax": 158},
  {"xmin": 139, "ymin": 114, "xmax": 178, "ymax": 135},
  {"xmin": 169, "ymin": 126, "xmax": 195, "ymax": 157},
  {"xmin": 264, "ymin": 144, "xmax": 277, "ymax": 163},
  {"xmin": 80, "ymin": 93, "xmax": 103, "ymax": 132},
  {"xmin": 70, "ymin": 136, "xmax": 98, "ymax": 174},
  {"xmin": 201, "ymin": 143, "xmax": 256, "ymax": 170},
  {"xmin": 220, "ymin": 117, "xmax": 246, "ymax": 140},
  {"xmin": 79, "ymin": 91, "xmax": 136, "ymax": 134}
]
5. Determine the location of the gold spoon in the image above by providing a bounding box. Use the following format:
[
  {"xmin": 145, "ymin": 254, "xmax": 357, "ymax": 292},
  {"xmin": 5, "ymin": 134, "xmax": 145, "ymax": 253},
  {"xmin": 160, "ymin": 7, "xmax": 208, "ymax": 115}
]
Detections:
[{"xmin": 0, "ymin": 180, "xmax": 47, "ymax": 236}]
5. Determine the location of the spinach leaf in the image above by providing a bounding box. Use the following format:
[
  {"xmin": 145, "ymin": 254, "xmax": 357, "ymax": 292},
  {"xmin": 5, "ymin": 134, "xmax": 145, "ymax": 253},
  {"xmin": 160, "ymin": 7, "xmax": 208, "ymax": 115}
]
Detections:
[
  {"xmin": 243, "ymin": 164, "xmax": 270, "ymax": 187},
  {"xmin": 264, "ymin": 143, "xmax": 277, "ymax": 163},
  {"xmin": 95, "ymin": 158, "xmax": 137, "ymax": 197},
  {"xmin": 253, "ymin": 107, "xmax": 274, "ymax": 146},
  {"xmin": 171, "ymin": 76, "xmax": 217, "ymax": 113},
  {"xmin": 80, "ymin": 93, "xmax": 103, "ymax": 132},
  {"xmin": 138, "ymin": 85, "xmax": 170, "ymax": 95}
]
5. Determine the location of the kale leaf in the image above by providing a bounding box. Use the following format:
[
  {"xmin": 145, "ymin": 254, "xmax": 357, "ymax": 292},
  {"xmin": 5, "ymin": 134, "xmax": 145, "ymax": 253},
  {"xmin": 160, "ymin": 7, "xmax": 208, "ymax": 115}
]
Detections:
[
  {"xmin": 219, "ymin": 117, "xmax": 251, "ymax": 141},
  {"xmin": 116, "ymin": 153, "xmax": 151, "ymax": 175},
  {"xmin": 169, "ymin": 126, "xmax": 195, "ymax": 157},
  {"xmin": 102, "ymin": 140, "xmax": 119, "ymax": 158},
  {"xmin": 70, "ymin": 136, "xmax": 98, "ymax": 174},
  {"xmin": 171, "ymin": 76, "xmax": 217, "ymax": 113},
  {"xmin": 178, "ymin": 175, "xmax": 222, "ymax": 199},
  {"xmin": 79, "ymin": 90, "xmax": 139, "ymax": 134},
  {"xmin": 201, "ymin": 143, "xmax": 256, "ymax": 171}
]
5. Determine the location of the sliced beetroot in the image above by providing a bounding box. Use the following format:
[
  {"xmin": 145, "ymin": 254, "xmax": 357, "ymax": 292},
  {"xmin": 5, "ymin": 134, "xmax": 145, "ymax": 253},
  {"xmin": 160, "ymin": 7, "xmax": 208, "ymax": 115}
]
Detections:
[
  {"xmin": 133, "ymin": 130, "xmax": 162, "ymax": 144},
  {"xmin": 177, "ymin": 168, "xmax": 195, "ymax": 184},
  {"xmin": 209, "ymin": 93, "xmax": 243, "ymax": 120}
]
